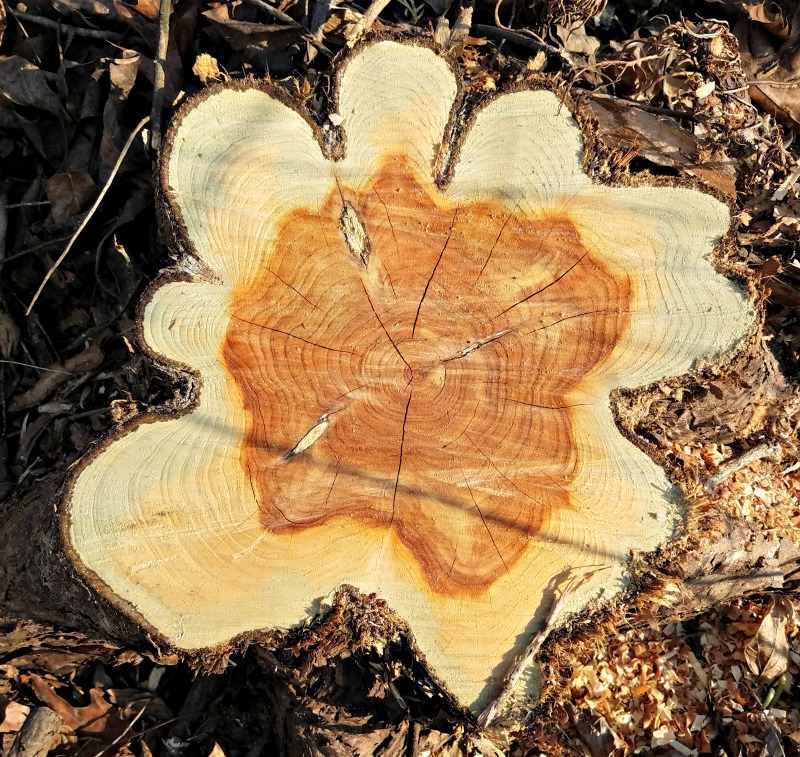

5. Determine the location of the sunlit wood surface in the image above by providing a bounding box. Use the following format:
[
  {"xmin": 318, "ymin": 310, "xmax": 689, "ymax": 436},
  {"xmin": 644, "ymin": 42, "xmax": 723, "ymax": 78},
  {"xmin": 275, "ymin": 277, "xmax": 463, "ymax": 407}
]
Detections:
[{"xmin": 65, "ymin": 40, "xmax": 755, "ymax": 710}]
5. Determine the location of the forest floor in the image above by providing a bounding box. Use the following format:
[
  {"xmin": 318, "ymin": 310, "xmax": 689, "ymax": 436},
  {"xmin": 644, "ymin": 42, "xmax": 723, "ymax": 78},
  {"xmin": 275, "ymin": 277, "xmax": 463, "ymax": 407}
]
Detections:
[{"xmin": 1, "ymin": 0, "xmax": 800, "ymax": 754}]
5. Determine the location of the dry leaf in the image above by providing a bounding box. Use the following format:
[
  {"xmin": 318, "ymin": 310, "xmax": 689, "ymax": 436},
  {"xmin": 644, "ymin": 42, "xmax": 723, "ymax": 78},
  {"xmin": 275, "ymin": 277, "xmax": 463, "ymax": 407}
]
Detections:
[
  {"xmin": 28, "ymin": 673, "xmax": 113, "ymax": 732},
  {"xmin": 0, "ymin": 698, "xmax": 30, "ymax": 733},
  {"xmin": 744, "ymin": 2, "xmax": 790, "ymax": 38},
  {"xmin": 0, "ymin": 56, "xmax": 64, "ymax": 116},
  {"xmin": 555, "ymin": 22, "xmax": 600, "ymax": 58},
  {"xmin": 131, "ymin": 0, "xmax": 160, "ymax": 20},
  {"xmin": 45, "ymin": 172, "xmax": 98, "ymax": 222},
  {"xmin": 744, "ymin": 595, "xmax": 795, "ymax": 681},
  {"xmin": 100, "ymin": 53, "xmax": 141, "ymax": 168},
  {"xmin": 52, "ymin": 0, "xmax": 117, "ymax": 16},
  {"xmin": 0, "ymin": 310, "xmax": 20, "ymax": 358},
  {"xmin": 192, "ymin": 53, "xmax": 222, "ymax": 84}
]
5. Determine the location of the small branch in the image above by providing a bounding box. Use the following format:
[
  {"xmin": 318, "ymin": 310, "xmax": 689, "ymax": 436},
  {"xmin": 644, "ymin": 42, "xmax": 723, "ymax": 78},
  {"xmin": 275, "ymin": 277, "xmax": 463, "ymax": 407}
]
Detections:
[
  {"xmin": 346, "ymin": 0, "xmax": 392, "ymax": 46},
  {"xmin": 8, "ymin": 706, "xmax": 63, "ymax": 757},
  {"xmin": 471, "ymin": 24, "xmax": 574, "ymax": 69},
  {"xmin": 26, "ymin": 116, "xmax": 150, "ymax": 315},
  {"xmin": 242, "ymin": 0, "xmax": 333, "ymax": 58},
  {"xmin": 588, "ymin": 92, "xmax": 698, "ymax": 122},
  {"xmin": 477, "ymin": 566, "xmax": 608, "ymax": 728},
  {"xmin": 4, "ymin": 4, "xmax": 126, "ymax": 41},
  {"xmin": 0, "ymin": 180, "xmax": 9, "ymax": 262},
  {"xmin": 704, "ymin": 441, "xmax": 783, "ymax": 493},
  {"xmin": 150, "ymin": 0, "xmax": 171, "ymax": 151}
]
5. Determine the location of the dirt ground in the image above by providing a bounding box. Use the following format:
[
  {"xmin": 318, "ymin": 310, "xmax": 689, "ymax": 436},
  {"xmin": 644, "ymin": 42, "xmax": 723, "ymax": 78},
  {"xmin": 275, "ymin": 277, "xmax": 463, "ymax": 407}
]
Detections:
[{"xmin": 1, "ymin": 0, "xmax": 800, "ymax": 754}]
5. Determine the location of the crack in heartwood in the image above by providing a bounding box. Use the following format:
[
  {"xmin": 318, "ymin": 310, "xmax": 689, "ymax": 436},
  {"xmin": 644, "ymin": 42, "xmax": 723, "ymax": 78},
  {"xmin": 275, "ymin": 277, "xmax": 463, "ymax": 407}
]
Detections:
[
  {"xmin": 229, "ymin": 315, "xmax": 359, "ymax": 356},
  {"xmin": 462, "ymin": 469, "xmax": 511, "ymax": 577},
  {"xmin": 412, "ymin": 209, "xmax": 458, "ymax": 337},
  {"xmin": 390, "ymin": 392, "xmax": 413, "ymax": 532},
  {"xmin": 496, "ymin": 248, "xmax": 591, "ymax": 320},
  {"xmin": 266, "ymin": 267, "xmax": 319, "ymax": 310},
  {"xmin": 373, "ymin": 187, "xmax": 400, "ymax": 258},
  {"xmin": 464, "ymin": 432, "xmax": 549, "ymax": 509},
  {"xmin": 441, "ymin": 329, "xmax": 514, "ymax": 364},
  {"xmin": 360, "ymin": 281, "xmax": 412, "ymax": 375},
  {"xmin": 472, "ymin": 201, "xmax": 520, "ymax": 289}
]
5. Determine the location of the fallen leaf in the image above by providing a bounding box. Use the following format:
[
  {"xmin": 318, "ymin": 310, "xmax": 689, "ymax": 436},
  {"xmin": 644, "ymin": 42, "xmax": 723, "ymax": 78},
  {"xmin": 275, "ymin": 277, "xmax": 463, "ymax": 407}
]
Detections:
[
  {"xmin": 584, "ymin": 94, "xmax": 737, "ymax": 198},
  {"xmin": 8, "ymin": 343, "xmax": 103, "ymax": 412},
  {"xmin": 99, "ymin": 52, "xmax": 141, "ymax": 169},
  {"xmin": 744, "ymin": 1, "xmax": 791, "ymax": 38},
  {"xmin": 192, "ymin": 53, "xmax": 222, "ymax": 84},
  {"xmin": 131, "ymin": 0, "xmax": 160, "ymax": 20},
  {"xmin": 203, "ymin": 5, "xmax": 292, "ymax": 51},
  {"xmin": 744, "ymin": 595, "xmax": 795, "ymax": 681},
  {"xmin": 0, "ymin": 310, "xmax": 20, "ymax": 358},
  {"xmin": 555, "ymin": 22, "xmax": 601, "ymax": 58},
  {"xmin": 45, "ymin": 172, "xmax": 98, "ymax": 222},
  {"xmin": 28, "ymin": 673, "xmax": 113, "ymax": 733},
  {"xmin": 0, "ymin": 56, "xmax": 64, "ymax": 116},
  {"xmin": 0, "ymin": 698, "xmax": 30, "ymax": 733},
  {"xmin": 52, "ymin": 0, "xmax": 117, "ymax": 16}
]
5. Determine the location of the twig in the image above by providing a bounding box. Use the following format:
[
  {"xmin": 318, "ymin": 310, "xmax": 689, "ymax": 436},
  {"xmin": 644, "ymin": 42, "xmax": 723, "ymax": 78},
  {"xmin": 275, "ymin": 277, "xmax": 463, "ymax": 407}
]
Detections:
[
  {"xmin": 704, "ymin": 441, "xmax": 783, "ymax": 493},
  {"xmin": 150, "ymin": 0, "xmax": 171, "ymax": 151},
  {"xmin": 471, "ymin": 24, "xmax": 574, "ymax": 69},
  {"xmin": 588, "ymin": 92, "xmax": 698, "ymax": 122},
  {"xmin": 0, "ymin": 360, "xmax": 73, "ymax": 375},
  {"xmin": 0, "ymin": 181, "xmax": 9, "ymax": 262},
  {"xmin": 477, "ymin": 566, "xmax": 609, "ymax": 728},
  {"xmin": 243, "ymin": 0, "xmax": 333, "ymax": 57},
  {"xmin": 91, "ymin": 705, "xmax": 147, "ymax": 757},
  {"xmin": 8, "ymin": 706, "xmax": 63, "ymax": 757},
  {"xmin": 4, "ymin": 4, "xmax": 126, "ymax": 42},
  {"xmin": 26, "ymin": 116, "xmax": 150, "ymax": 315},
  {"xmin": 346, "ymin": 0, "xmax": 393, "ymax": 46}
]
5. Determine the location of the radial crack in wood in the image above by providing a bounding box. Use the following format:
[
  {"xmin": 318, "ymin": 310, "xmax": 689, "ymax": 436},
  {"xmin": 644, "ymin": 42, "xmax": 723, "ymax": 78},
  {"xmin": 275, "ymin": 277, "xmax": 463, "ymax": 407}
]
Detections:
[{"xmin": 62, "ymin": 38, "xmax": 757, "ymax": 712}]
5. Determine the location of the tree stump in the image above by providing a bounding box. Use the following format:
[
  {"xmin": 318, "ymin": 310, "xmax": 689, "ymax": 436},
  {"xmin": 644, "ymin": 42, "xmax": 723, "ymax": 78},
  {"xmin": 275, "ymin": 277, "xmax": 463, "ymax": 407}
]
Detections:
[{"xmin": 9, "ymin": 37, "xmax": 780, "ymax": 720}]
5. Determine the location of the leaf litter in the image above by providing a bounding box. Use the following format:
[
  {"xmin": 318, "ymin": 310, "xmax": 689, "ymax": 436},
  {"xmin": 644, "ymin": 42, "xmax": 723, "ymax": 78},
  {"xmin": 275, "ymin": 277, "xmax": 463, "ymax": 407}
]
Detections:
[{"xmin": 0, "ymin": 0, "xmax": 799, "ymax": 753}]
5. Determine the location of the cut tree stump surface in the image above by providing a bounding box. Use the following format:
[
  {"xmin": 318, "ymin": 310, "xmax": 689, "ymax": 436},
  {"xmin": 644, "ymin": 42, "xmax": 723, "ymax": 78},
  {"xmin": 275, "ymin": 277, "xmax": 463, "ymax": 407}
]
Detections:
[{"xmin": 62, "ymin": 38, "xmax": 756, "ymax": 711}]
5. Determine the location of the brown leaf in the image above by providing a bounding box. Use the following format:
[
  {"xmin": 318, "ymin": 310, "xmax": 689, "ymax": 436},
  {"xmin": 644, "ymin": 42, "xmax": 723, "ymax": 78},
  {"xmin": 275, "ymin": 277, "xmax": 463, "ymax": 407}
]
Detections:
[
  {"xmin": 555, "ymin": 22, "xmax": 600, "ymax": 58},
  {"xmin": 737, "ymin": 20, "xmax": 800, "ymax": 130},
  {"xmin": 130, "ymin": 0, "xmax": 160, "ymax": 20},
  {"xmin": 744, "ymin": 2, "xmax": 791, "ymax": 38},
  {"xmin": 52, "ymin": 0, "xmax": 118, "ymax": 16},
  {"xmin": 584, "ymin": 94, "xmax": 737, "ymax": 198},
  {"xmin": 45, "ymin": 172, "xmax": 98, "ymax": 222},
  {"xmin": 0, "ymin": 56, "xmax": 64, "ymax": 116},
  {"xmin": 28, "ymin": 673, "xmax": 113, "ymax": 733},
  {"xmin": 0, "ymin": 698, "xmax": 30, "ymax": 733},
  {"xmin": 192, "ymin": 53, "xmax": 222, "ymax": 84},
  {"xmin": 0, "ymin": 310, "xmax": 20, "ymax": 358},
  {"xmin": 203, "ymin": 5, "xmax": 291, "ymax": 51},
  {"xmin": 744, "ymin": 595, "xmax": 795, "ymax": 681},
  {"xmin": 99, "ymin": 52, "xmax": 141, "ymax": 169}
]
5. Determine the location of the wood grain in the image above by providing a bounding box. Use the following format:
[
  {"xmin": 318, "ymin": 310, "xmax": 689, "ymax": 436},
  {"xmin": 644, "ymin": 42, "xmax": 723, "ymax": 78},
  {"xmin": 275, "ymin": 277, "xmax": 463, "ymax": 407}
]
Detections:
[
  {"xmin": 64, "ymin": 39, "xmax": 756, "ymax": 711},
  {"xmin": 224, "ymin": 156, "xmax": 630, "ymax": 593}
]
